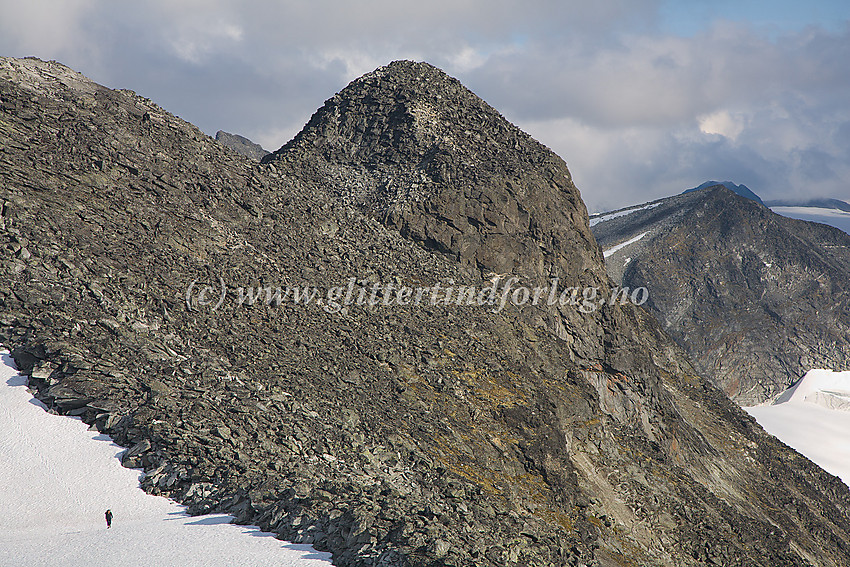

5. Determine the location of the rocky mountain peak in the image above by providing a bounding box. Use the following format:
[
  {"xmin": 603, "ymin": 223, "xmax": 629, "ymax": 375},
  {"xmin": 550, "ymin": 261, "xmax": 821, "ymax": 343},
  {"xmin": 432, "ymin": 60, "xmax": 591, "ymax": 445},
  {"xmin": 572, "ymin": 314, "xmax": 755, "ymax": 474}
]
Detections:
[
  {"xmin": 266, "ymin": 60, "xmax": 498, "ymax": 167},
  {"xmin": 267, "ymin": 60, "xmax": 601, "ymax": 290}
]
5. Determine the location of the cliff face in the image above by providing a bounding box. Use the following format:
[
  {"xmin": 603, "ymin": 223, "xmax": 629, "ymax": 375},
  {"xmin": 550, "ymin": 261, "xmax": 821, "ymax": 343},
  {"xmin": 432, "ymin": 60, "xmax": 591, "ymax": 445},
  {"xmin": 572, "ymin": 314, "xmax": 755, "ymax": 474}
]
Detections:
[
  {"xmin": 3, "ymin": 56, "xmax": 850, "ymax": 567},
  {"xmin": 593, "ymin": 187, "xmax": 850, "ymax": 404}
]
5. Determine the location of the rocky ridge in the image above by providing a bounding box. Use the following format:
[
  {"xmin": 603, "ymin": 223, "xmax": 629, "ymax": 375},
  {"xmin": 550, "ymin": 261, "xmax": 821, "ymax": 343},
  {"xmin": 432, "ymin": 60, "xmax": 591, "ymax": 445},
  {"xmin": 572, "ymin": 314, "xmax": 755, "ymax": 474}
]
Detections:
[
  {"xmin": 3, "ymin": 56, "xmax": 850, "ymax": 566},
  {"xmin": 592, "ymin": 187, "xmax": 850, "ymax": 404}
]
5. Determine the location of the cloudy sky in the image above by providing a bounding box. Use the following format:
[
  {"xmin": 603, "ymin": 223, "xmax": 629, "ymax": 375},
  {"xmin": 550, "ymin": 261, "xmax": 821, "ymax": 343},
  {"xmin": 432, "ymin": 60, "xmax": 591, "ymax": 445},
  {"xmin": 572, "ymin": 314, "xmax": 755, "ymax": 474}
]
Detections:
[{"xmin": 2, "ymin": 0, "xmax": 848, "ymax": 211}]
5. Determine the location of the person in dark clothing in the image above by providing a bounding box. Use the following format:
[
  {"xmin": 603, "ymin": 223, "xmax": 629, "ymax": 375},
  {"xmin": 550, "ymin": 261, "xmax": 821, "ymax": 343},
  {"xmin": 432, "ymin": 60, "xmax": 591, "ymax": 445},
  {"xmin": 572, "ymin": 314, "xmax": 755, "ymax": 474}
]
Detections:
[{"xmin": 105, "ymin": 509, "xmax": 113, "ymax": 529}]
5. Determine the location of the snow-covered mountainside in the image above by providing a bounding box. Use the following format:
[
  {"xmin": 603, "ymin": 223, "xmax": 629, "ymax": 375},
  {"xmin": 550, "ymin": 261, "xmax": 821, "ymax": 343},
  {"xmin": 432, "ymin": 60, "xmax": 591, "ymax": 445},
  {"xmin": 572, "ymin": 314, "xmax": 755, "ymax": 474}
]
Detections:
[
  {"xmin": 589, "ymin": 202, "xmax": 660, "ymax": 226},
  {"xmin": 747, "ymin": 370, "xmax": 850, "ymax": 487},
  {"xmin": 0, "ymin": 353, "xmax": 332, "ymax": 567}
]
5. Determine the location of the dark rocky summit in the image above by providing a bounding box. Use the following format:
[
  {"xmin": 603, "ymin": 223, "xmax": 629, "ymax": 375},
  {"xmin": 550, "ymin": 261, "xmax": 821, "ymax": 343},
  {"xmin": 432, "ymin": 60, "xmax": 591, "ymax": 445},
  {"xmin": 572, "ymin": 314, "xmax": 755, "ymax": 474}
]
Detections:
[
  {"xmin": 593, "ymin": 187, "xmax": 850, "ymax": 405},
  {"xmin": 684, "ymin": 181, "xmax": 763, "ymax": 205},
  {"xmin": 215, "ymin": 130, "xmax": 269, "ymax": 160},
  {"xmin": 3, "ymin": 56, "xmax": 850, "ymax": 566}
]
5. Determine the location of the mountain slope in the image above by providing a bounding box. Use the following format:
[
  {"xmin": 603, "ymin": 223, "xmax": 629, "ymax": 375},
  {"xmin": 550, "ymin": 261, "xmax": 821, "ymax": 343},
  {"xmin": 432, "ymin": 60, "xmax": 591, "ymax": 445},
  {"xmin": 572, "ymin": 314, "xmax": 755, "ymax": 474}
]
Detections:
[
  {"xmin": 3, "ymin": 57, "xmax": 850, "ymax": 567},
  {"xmin": 593, "ymin": 187, "xmax": 850, "ymax": 404}
]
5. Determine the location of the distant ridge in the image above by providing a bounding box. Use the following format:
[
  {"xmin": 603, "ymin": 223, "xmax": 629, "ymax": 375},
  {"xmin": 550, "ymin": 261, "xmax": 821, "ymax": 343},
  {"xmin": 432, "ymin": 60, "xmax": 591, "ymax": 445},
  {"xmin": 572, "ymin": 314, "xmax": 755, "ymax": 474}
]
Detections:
[
  {"xmin": 684, "ymin": 180, "xmax": 763, "ymax": 205},
  {"xmin": 592, "ymin": 186, "xmax": 850, "ymax": 404}
]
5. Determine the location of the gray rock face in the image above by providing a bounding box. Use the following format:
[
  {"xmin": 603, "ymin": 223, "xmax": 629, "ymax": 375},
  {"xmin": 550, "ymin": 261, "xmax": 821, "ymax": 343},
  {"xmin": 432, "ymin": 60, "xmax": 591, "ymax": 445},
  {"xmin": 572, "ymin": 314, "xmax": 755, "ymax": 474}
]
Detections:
[
  {"xmin": 215, "ymin": 130, "xmax": 268, "ymax": 160},
  {"xmin": 3, "ymin": 56, "xmax": 850, "ymax": 567},
  {"xmin": 593, "ymin": 187, "xmax": 850, "ymax": 404}
]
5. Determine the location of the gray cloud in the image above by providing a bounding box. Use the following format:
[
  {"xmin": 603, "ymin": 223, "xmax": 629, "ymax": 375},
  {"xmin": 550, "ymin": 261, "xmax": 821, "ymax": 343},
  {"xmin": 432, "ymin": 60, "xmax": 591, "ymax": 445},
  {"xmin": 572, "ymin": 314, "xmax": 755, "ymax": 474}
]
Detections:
[{"xmin": 1, "ymin": 1, "xmax": 847, "ymax": 211}]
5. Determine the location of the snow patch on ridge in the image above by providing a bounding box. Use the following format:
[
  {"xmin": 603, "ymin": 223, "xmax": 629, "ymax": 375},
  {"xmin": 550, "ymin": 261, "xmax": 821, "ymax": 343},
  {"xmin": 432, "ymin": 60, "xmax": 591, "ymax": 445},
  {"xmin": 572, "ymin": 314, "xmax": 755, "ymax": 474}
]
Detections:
[
  {"xmin": 773, "ymin": 369, "xmax": 850, "ymax": 410},
  {"xmin": 603, "ymin": 231, "xmax": 649, "ymax": 258},
  {"xmin": 589, "ymin": 203, "xmax": 659, "ymax": 226}
]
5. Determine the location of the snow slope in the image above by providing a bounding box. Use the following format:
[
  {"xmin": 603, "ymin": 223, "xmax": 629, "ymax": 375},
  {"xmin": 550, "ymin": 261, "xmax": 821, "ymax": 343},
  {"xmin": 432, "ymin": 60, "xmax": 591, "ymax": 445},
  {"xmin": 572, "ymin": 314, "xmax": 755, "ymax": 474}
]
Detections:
[
  {"xmin": 746, "ymin": 369, "xmax": 850, "ymax": 487},
  {"xmin": 772, "ymin": 368, "xmax": 850, "ymax": 410},
  {"xmin": 0, "ymin": 352, "xmax": 333, "ymax": 567}
]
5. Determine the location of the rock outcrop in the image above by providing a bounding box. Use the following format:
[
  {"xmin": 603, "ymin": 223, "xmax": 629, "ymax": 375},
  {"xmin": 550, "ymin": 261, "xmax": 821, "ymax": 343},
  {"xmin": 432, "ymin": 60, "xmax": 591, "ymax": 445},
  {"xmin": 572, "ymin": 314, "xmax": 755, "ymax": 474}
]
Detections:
[
  {"xmin": 593, "ymin": 186, "xmax": 850, "ymax": 404},
  {"xmin": 215, "ymin": 130, "xmax": 269, "ymax": 160},
  {"xmin": 3, "ymin": 56, "xmax": 850, "ymax": 566}
]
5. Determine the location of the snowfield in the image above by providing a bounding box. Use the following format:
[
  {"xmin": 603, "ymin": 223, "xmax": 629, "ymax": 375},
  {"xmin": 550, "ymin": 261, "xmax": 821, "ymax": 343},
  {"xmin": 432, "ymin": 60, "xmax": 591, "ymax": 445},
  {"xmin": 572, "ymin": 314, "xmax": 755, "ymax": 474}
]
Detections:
[
  {"xmin": 0, "ymin": 352, "xmax": 333, "ymax": 567},
  {"xmin": 746, "ymin": 369, "xmax": 850, "ymax": 488},
  {"xmin": 770, "ymin": 206, "xmax": 850, "ymax": 235}
]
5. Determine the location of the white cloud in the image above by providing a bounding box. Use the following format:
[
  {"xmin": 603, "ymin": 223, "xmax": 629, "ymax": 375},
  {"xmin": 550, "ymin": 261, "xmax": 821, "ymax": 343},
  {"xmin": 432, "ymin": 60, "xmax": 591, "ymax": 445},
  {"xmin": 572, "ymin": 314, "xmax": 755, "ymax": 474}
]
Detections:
[
  {"xmin": 311, "ymin": 49, "xmax": 415, "ymax": 83},
  {"xmin": 168, "ymin": 20, "xmax": 245, "ymax": 64},
  {"xmin": 447, "ymin": 46, "xmax": 487, "ymax": 73},
  {"xmin": 698, "ymin": 110, "xmax": 746, "ymax": 140},
  {"xmin": 0, "ymin": 0, "xmax": 97, "ymax": 58}
]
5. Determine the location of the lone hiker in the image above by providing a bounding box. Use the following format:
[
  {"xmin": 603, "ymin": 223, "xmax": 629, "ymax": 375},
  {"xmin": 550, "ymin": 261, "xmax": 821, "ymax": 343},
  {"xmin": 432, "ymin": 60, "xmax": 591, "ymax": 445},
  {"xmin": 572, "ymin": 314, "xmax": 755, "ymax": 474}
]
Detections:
[{"xmin": 105, "ymin": 509, "xmax": 113, "ymax": 529}]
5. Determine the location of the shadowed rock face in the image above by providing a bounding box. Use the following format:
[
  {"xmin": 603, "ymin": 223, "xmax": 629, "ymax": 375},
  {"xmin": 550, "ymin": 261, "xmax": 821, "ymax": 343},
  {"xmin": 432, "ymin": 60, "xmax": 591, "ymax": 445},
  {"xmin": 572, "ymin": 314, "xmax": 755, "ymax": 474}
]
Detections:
[
  {"xmin": 3, "ymin": 56, "xmax": 850, "ymax": 567},
  {"xmin": 593, "ymin": 187, "xmax": 850, "ymax": 405}
]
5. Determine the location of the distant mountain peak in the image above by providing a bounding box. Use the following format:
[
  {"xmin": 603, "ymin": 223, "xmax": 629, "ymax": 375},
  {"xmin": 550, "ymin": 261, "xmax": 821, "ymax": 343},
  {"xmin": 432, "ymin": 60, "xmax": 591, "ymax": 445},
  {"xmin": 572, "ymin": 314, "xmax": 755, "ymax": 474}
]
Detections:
[
  {"xmin": 214, "ymin": 130, "xmax": 268, "ymax": 161},
  {"xmin": 591, "ymin": 187, "xmax": 850, "ymax": 404},
  {"xmin": 684, "ymin": 180, "xmax": 763, "ymax": 205}
]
